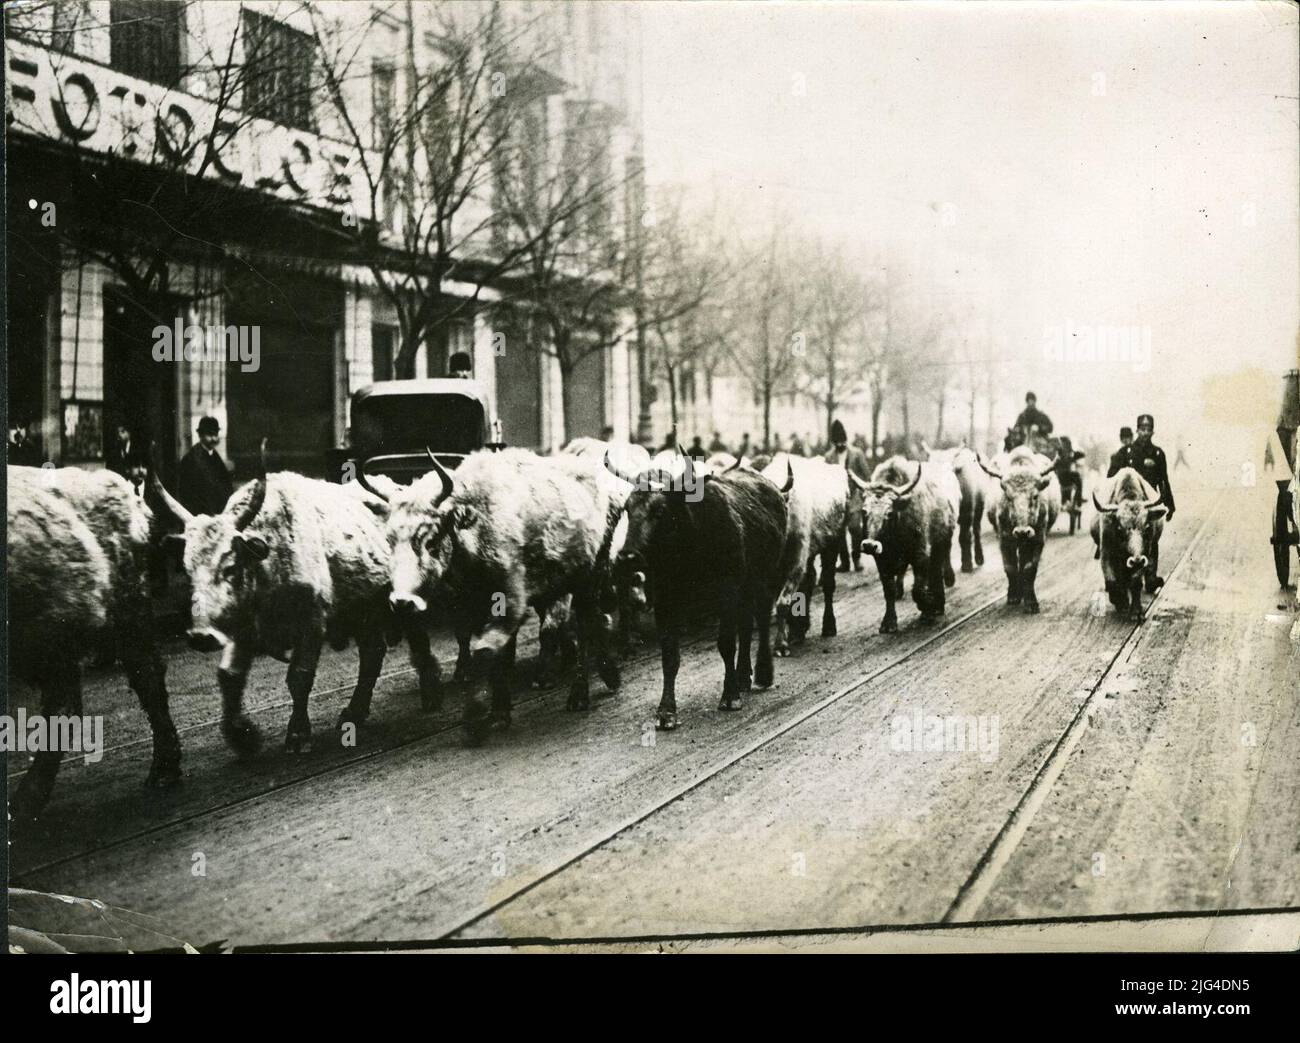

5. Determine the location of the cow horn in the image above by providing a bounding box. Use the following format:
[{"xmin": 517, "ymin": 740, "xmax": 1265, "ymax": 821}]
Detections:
[
  {"xmin": 894, "ymin": 462, "xmax": 923, "ymax": 498},
  {"xmin": 726, "ymin": 455, "xmax": 743, "ymax": 472},
  {"xmin": 780, "ymin": 459, "xmax": 794, "ymax": 494},
  {"xmin": 233, "ymin": 438, "xmax": 269, "ymax": 531},
  {"xmin": 1039, "ymin": 455, "xmax": 1059, "ymax": 477},
  {"xmin": 355, "ymin": 465, "xmax": 389, "ymax": 503},
  {"xmin": 1092, "ymin": 492, "xmax": 1119, "ymax": 514},
  {"xmin": 846, "ymin": 461, "xmax": 869, "ymax": 491},
  {"xmin": 920, "ymin": 440, "xmax": 932, "ymax": 459},
  {"xmin": 976, "ymin": 453, "xmax": 1004, "ymax": 481},
  {"xmin": 150, "ymin": 471, "xmax": 196, "ymax": 527},
  {"xmin": 603, "ymin": 448, "xmax": 641, "ymax": 486},
  {"xmin": 426, "ymin": 448, "xmax": 455, "ymax": 507}
]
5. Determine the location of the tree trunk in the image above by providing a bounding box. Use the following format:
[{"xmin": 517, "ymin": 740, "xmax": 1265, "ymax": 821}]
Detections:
[
  {"xmin": 871, "ymin": 391, "xmax": 882, "ymax": 461},
  {"xmin": 666, "ymin": 364, "xmax": 679, "ymax": 431},
  {"xmin": 935, "ymin": 387, "xmax": 946, "ymax": 443}
]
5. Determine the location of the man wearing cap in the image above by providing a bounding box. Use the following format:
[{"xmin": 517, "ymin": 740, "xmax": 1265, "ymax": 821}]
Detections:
[
  {"xmin": 1107, "ymin": 426, "xmax": 1134, "ymax": 476},
  {"xmin": 824, "ymin": 419, "xmax": 871, "ymax": 572},
  {"xmin": 178, "ymin": 416, "xmax": 234, "ymax": 516},
  {"xmin": 1107, "ymin": 414, "xmax": 1176, "ymax": 588}
]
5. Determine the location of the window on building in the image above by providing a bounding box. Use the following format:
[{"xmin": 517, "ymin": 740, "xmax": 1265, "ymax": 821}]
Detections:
[
  {"xmin": 372, "ymin": 324, "xmax": 396, "ymax": 382},
  {"xmin": 241, "ymin": 10, "xmax": 317, "ymax": 133},
  {"xmin": 110, "ymin": 0, "xmax": 184, "ymax": 87}
]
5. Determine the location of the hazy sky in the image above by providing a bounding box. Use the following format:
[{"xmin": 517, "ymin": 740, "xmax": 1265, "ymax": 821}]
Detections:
[{"xmin": 639, "ymin": 1, "xmax": 1298, "ymax": 462}]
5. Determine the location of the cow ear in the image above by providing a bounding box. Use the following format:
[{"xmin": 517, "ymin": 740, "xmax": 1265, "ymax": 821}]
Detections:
[
  {"xmin": 233, "ymin": 533, "xmax": 271, "ymax": 560},
  {"xmin": 1146, "ymin": 506, "xmax": 1168, "ymax": 521},
  {"xmin": 1036, "ymin": 476, "xmax": 1053, "ymax": 490}
]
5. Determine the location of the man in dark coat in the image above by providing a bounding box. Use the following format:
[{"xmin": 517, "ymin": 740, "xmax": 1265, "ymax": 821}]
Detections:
[
  {"xmin": 8, "ymin": 418, "xmax": 42, "ymax": 467},
  {"xmin": 824, "ymin": 419, "xmax": 872, "ymax": 572},
  {"xmin": 1107, "ymin": 426, "xmax": 1134, "ymax": 476},
  {"xmin": 1014, "ymin": 392, "xmax": 1054, "ymax": 438},
  {"xmin": 178, "ymin": 416, "xmax": 234, "ymax": 516}
]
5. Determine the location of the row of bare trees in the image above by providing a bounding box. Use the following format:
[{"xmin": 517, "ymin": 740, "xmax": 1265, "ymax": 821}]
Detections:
[{"xmin": 640, "ymin": 204, "xmax": 999, "ymax": 456}]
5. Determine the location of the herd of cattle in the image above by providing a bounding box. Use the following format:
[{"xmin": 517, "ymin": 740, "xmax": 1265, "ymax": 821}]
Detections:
[{"xmin": 6, "ymin": 436, "xmax": 1169, "ymax": 823}]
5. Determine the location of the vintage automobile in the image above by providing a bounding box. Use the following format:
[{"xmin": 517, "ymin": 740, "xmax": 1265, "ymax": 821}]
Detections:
[
  {"xmin": 327, "ymin": 378, "xmax": 500, "ymax": 487},
  {"xmin": 1270, "ymin": 369, "xmax": 1300, "ymax": 588}
]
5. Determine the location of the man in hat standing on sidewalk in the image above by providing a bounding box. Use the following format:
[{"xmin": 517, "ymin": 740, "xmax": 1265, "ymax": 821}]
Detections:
[
  {"xmin": 178, "ymin": 416, "xmax": 234, "ymax": 516},
  {"xmin": 1106, "ymin": 413, "xmax": 1176, "ymax": 590}
]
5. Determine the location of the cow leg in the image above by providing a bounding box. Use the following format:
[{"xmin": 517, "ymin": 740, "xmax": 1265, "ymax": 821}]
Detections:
[
  {"xmin": 876, "ymin": 558, "xmax": 899, "ymax": 633},
  {"xmin": 973, "ymin": 505, "xmax": 985, "ymax": 567},
  {"xmin": 592, "ymin": 604, "xmax": 622, "ymax": 694},
  {"xmin": 1128, "ymin": 572, "xmax": 1145, "ymax": 620},
  {"xmin": 849, "ymin": 514, "xmax": 863, "ymax": 573},
  {"xmin": 791, "ymin": 558, "xmax": 816, "ymax": 644},
  {"xmin": 567, "ymin": 594, "xmax": 594, "ymax": 712},
  {"xmin": 453, "ymin": 623, "xmax": 472, "ymax": 683},
  {"xmin": 930, "ymin": 553, "xmax": 948, "ymax": 617},
  {"xmin": 464, "ymin": 619, "xmax": 520, "ymax": 744},
  {"xmin": 1144, "ymin": 539, "xmax": 1164, "ymax": 594},
  {"xmin": 753, "ymin": 587, "xmax": 775, "ymax": 689},
  {"xmin": 773, "ymin": 597, "xmax": 792, "ymax": 658},
  {"xmin": 218, "ymin": 640, "xmax": 260, "ymax": 758},
  {"xmin": 959, "ymin": 504, "xmax": 975, "ymax": 573},
  {"xmin": 655, "ymin": 606, "xmax": 683, "ymax": 730},
  {"xmin": 737, "ymin": 585, "xmax": 757, "ymax": 693},
  {"xmin": 339, "ymin": 623, "xmax": 387, "ymax": 729},
  {"xmin": 1022, "ymin": 552, "xmax": 1041, "ymax": 614},
  {"xmin": 820, "ymin": 548, "xmax": 838, "ymax": 637},
  {"xmin": 10, "ymin": 660, "xmax": 80, "ymax": 823},
  {"xmin": 284, "ymin": 624, "xmax": 325, "ymax": 754},
  {"xmin": 403, "ymin": 624, "xmax": 443, "ymax": 713},
  {"xmin": 119, "ymin": 620, "xmax": 182, "ymax": 789},
  {"xmin": 717, "ymin": 580, "xmax": 742, "ymax": 710}
]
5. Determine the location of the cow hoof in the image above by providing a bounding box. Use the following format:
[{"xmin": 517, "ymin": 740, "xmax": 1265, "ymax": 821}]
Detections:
[
  {"xmin": 222, "ymin": 717, "xmax": 262, "ymax": 759},
  {"xmin": 1006, "ymin": 595, "xmax": 1022, "ymax": 607},
  {"xmin": 567, "ymin": 690, "xmax": 591, "ymax": 711},
  {"xmin": 1024, "ymin": 601, "xmax": 1040, "ymax": 615},
  {"xmin": 463, "ymin": 710, "xmax": 491, "ymax": 747},
  {"xmin": 145, "ymin": 763, "xmax": 183, "ymax": 789},
  {"xmin": 737, "ymin": 674, "xmax": 753, "ymax": 693},
  {"xmin": 419, "ymin": 692, "xmax": 443, "ymax": 713},
  {"xmin": 755, "ymin": 661, "xmax": 774, "ymax": 688},
  {"xmin": 490, "ymin": 711, "xmax": 512, "ymax": 732},
  {"xmin": 879, "ymin": 619, "xmax": 898, "ymax": 634},
  {"xmin": 718, "ymin": 693, "xmax": 743, "ymax": 712},
  {"xmin": 821, "ymin": 620, "xmax": 837, "ymax": 638},
  {"xmin": 337, "ymin": 708, "xmax": 368, "ymax": 731},
  {"xmin": 657, "ymin": 712, "xmax": 678, "ymax": 731},
  {"xmin": 284, "ymin": 731, "xmax": 312, "ymax": 755},
  {"xmin": 597, "ymin": 659, "xmax": 621, "ymax": 692}
]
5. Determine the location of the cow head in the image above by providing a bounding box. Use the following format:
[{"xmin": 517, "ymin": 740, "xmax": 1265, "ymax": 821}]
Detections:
[
  {"xmin": 1093, "ymin": 488, "xmax": 1166, "ymax": 571},
  {"xmin": 153, "ymin": 441, "xmax": 271, "ymax": 652},
  {"xmin": 847, "ymin": 460, "xmax": 922, "ymax": 558},
  {"xmin": 385, "ymin": 451, "xmax": 466, "ymax": 618},
  {"xmin": 980, "ymin": 453, "xmax": 1055, "ymax": 543}
]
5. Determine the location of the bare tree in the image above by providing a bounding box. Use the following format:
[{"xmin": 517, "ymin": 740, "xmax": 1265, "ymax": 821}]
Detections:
[{"xmin": 794, "ymin": 240, "xmax": 869, "ymax": 442}]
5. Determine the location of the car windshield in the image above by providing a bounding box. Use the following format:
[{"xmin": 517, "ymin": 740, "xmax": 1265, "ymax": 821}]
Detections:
[{"xmin": 353, "ymin": 396, "xmax": 484, "ymax": 457}]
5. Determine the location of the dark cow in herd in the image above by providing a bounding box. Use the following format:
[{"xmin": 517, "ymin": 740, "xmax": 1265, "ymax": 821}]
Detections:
[
  {"xmin": 979, "ymin": 447, "xmax": 1061, "ymax": 614},
  {"xmin": 848, "ymin": 456, "xmax": 956, "ymax": 633},
  {"xmin": 605, "ymin": 452, "xmax": 789, "ymax": 730},
  {"xmin": 1091, "ymin": 466, "xmax": 1167, "ymax": 619}
]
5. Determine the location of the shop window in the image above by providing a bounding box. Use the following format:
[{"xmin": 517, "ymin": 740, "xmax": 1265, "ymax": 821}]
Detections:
[{"xmin": 372, "ymin": 324, "xmax": 395, "ymax": 382}]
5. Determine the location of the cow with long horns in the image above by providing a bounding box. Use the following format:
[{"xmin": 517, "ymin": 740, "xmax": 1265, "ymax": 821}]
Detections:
[
  {"xmin": 1090, "ymin": 467, "xmax": 1167, "ymax": 619},
  {"xmin": 978, "ymin": 446, "xmax": 1062, "ymax": 613},
  {"xmin": 606, "ymin": 451, "xmax": 789, "ymax": 730},
  {"xmin": 384, "ymin": 448, "xmax": 622, "ymax": 743},
  {"xmin": 7, "ymin": 466, "xmax": 183, "ymax": 821},
  {"xmin": 153, "ymin": 442, "xmax": 442, "ymax": 756},
  {"xmin": 761, "ymin": 453, "xmax": 848, "ymax": 654},
  {"xmin": 848, "ymin": 456, "xmax": 956, "ymax": 633}
]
